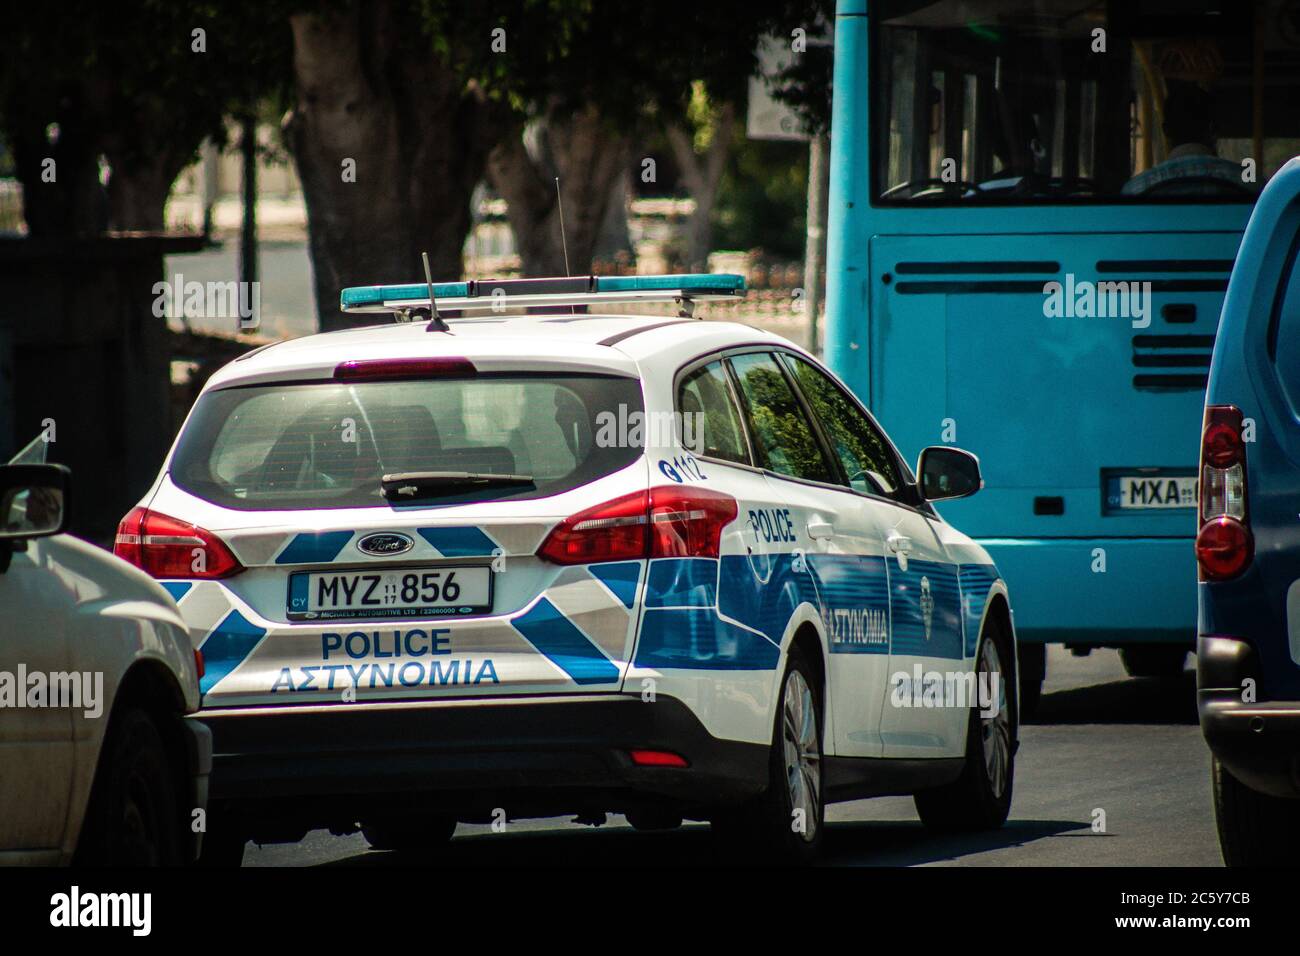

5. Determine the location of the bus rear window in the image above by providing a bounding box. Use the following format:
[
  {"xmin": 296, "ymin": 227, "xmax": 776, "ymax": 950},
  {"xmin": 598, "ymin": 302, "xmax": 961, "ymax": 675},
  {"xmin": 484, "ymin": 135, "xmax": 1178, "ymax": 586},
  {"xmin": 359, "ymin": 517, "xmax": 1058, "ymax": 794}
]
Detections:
[
  {"xmin": 873, "ymin": 0, "xmax": 1300, "ymax": 203},
  {"xmin": 170, "ymin": 374, "xmax": 643, "ymax": 510}
]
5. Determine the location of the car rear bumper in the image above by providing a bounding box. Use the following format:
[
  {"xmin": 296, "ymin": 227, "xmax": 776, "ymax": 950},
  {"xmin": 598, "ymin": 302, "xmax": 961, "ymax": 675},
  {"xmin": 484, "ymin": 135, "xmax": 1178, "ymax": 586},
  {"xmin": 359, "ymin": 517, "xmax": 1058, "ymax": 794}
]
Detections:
[
  {"xmin": 1198, "ymin": 635, "xmax": 1300, "ymax": 798},
  {"xmin": 979, "ymin": 536, "xmax": 1196, "ymax": 645},
  {"xmin": 194, "ymin": 694, "xmax": 769, "ymax": 837}
]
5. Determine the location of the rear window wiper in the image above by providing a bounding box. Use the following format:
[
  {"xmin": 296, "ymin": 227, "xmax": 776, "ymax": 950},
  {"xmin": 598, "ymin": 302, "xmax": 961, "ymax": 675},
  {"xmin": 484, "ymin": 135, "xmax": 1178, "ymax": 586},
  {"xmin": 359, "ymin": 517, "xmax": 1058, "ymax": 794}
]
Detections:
[{"xmin": 381, "ymin": 471, "xmax": 536, "ymax": 499}]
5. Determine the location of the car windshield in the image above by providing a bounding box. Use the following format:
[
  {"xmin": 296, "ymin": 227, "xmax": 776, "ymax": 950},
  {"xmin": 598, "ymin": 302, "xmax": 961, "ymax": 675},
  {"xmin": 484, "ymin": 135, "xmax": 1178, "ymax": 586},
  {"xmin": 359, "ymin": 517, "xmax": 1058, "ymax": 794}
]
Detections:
[
  {"xmin": 873, "ymin": 0, "xmax": 1300, "ymax": 202},
  {"xmin": 170, "ymin": 373, "xmax": 643, "ymax": 510}
]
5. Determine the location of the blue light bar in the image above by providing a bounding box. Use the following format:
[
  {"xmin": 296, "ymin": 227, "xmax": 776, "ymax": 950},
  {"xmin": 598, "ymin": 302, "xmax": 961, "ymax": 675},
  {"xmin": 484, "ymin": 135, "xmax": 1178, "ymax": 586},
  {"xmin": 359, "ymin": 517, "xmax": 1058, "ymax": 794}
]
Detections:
[
  {"xmin": 594, "ymin": 274, "xmax": 746, "ymax": 294},
  {"xmin": 341, "ymin": 281, "xmax": 471, "ymax": 309},
  {"xmin": 339, "ymin": 273, "xmax": 746, "ymax": 312}
]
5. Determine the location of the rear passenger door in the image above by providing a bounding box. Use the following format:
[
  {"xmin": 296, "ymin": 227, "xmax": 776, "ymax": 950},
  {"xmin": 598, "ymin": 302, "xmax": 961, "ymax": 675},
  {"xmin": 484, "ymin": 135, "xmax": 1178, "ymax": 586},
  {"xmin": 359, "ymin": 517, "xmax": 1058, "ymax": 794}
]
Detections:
[
  {"xmin": 780, "ymin": 353, "xmax": 967, "ymax": 758},
  {"xmin": 727, "ymin": 351, "xmax": 893, "ymax": 757}
]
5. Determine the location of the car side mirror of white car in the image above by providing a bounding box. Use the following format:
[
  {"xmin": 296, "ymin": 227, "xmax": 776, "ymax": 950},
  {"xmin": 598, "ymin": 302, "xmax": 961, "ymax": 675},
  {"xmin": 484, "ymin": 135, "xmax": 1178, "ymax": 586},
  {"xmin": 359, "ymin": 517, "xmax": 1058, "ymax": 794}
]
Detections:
[
  {"xmin": 0, "ymin": 463, "xmax": 71, "ymax": 573},
  {"xmin": 916, "ymin": 447, "xmax": 982, "ymax": 502}
]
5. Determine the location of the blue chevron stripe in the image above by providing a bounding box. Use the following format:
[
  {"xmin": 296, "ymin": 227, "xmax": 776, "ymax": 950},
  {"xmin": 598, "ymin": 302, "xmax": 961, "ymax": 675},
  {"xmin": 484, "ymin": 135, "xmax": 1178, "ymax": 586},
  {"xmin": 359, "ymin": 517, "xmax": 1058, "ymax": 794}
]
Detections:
[
  {"xmin": 198, "ymin": 610, "xmax": 267, "ymax": 694},
  {"xmin": 588, "ymin": 561, "xmax": 641, "ymax": 609},
  {"xmin": 512, "ymin": 597, "xmax": 620, "ymax": 685},
  {"xmin": 417, "ymin": 526, "xmax": 498, "ymax": 557},
  {"xmin": 276, "ymin": 531, "xmax": 353, "ymax": 565},
  {"xmin": 161, "ymin": 581, "xmax": 193, "ymax": 602}
]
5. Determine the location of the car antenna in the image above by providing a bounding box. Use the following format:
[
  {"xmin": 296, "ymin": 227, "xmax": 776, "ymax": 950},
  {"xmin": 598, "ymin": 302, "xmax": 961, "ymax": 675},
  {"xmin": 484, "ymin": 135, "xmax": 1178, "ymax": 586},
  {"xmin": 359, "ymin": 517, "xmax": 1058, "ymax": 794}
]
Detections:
[
  {"xmin": 555, "ymin": 177, "xmax": 576, "ymax": 315},
  {"xmin": 422, "ymin": 251, "xmax": 450, "ymax": 332}
]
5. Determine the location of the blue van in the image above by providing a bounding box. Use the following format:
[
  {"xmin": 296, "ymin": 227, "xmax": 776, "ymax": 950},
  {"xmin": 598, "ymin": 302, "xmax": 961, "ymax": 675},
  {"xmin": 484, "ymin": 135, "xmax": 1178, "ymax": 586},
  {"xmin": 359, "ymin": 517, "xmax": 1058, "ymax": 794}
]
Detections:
[{"xmin": 1199, "ymin": 158, "xmax": 1300, "ymax": 866}]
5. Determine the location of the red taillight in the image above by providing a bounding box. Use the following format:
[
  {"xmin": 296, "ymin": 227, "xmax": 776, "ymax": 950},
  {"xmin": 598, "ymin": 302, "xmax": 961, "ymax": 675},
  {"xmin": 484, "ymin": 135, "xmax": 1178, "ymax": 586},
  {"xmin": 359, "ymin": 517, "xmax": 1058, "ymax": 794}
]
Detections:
[
  {"xmin": 194, "ymin": 649, "xmax": 205, "ymax": 679},
  {"xmin": 538, "ymin": 490, "xmax": 651, "ymax": 564},
  {"xmin": 537, "ymin": 486, "xmax": 738, "ymax": 565},
  {"xmin": 1196, "ymin": 517, "xmax": 1254, "ymax": 581},
  {"xmin": 334, "ymin": 357, "xmax": 476, "ymax": 381},
  {"xmin": 629, "ymin": 749, "xmax": 689, "ymax": 768},
  {"xmin": 647, "ymin": 486, "xmax": 738, "ymax": 558},
  {"xmin": 1203, "ymin": 420, "xmax": 1243, "ymax": 468},
  {"xmin": 1198, "ymin": 405, "xmax": 1251, "ymax": 581},
  {"xmin": 113, "ymin": 507, "xmax": 243, "ymax": 579}
]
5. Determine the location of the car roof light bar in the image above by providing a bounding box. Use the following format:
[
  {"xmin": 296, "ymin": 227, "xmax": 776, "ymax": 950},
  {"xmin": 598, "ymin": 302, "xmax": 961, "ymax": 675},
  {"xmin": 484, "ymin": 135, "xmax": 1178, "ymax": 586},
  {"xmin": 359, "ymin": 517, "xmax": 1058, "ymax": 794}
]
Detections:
[{"xmin": 339, "ymin": 273, "xmax": 747, "ymax": 318}]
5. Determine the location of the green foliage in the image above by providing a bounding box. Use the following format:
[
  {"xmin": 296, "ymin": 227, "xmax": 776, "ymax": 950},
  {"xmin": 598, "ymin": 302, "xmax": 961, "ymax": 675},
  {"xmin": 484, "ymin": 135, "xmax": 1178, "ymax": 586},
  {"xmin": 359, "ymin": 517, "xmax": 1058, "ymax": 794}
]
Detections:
[
  {"xmin": 768, "ymin": 0, "xmax": 836, "ymax": 135},
  {"xmin": 714, "ymin": 131, "xmax": 809, "ymax": 259},
  {"xmin": 1, "ymin": 1, "xmax": 292, "ymax": 160},
  {"xmin": 426, "ymin": 0, "xmax": 791, "ymax": 125}
]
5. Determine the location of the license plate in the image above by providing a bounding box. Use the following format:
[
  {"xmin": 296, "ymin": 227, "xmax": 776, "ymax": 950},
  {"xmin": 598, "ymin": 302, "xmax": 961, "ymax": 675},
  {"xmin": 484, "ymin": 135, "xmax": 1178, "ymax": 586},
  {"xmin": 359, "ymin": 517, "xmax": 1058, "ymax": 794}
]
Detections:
[
  {"xmin": 287, "ymin": 566, "xmax": 491, "ymax": 621},
  {"xmin": 1105, "ymin": 473, "xmax": 1198, "ymax": 510}
]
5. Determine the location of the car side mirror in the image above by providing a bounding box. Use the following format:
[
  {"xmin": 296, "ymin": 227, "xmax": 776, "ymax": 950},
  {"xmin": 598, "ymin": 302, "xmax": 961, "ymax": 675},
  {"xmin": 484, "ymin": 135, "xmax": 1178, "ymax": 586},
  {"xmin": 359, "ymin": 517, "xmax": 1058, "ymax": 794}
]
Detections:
[
  {"xmin": 0, "ymin": 464, "xmax": 71, "ymax": 547},
  {"xmin": 916, "ymin": 447, "xmax": 982, "ymax": 501}
]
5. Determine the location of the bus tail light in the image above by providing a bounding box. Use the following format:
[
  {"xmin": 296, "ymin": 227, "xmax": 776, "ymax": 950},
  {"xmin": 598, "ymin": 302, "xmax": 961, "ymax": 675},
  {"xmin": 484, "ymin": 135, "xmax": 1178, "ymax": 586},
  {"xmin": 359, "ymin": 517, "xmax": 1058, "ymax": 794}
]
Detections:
[
  {"xmin": 538, "ymin": 487, "xmax": 738, "ymax": 565},
  {"xmin": 114, "ymin": 507, "xmax": 244, "ymax": 579},
  {"xmin": 1196, "ymin": 406, "xmax": 1252, "ymax": 581}
]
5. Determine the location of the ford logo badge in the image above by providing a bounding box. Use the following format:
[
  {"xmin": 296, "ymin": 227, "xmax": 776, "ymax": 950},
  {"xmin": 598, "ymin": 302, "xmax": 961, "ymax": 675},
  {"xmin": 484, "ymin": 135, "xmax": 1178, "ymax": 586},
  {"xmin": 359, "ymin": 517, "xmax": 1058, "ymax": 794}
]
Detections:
[{"xmin": 357, "ymin": 532, "xmax": 414, "ymax": 556}]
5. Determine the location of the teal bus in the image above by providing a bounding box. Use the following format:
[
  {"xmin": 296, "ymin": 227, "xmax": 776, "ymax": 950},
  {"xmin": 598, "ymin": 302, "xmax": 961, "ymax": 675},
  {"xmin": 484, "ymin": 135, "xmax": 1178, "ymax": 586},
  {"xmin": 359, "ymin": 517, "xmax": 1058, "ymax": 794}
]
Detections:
[{"xmin": 824, "ymin": 0, "xmax": 1300, "ymax": 707}]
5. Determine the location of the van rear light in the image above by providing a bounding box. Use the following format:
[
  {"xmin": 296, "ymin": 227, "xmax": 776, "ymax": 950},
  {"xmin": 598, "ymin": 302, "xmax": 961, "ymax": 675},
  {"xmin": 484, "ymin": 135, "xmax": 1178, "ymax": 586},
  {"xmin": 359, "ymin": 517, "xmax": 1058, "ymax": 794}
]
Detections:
[
  {"xmin": 1198, "ymin": 405, "xmax": 1251, "ymax": 581},
  {"xmin": 113, "ymin": 507, "xmax": 243, "ymax": 579},
  {"xmin": 538, "ymin": 486, "xmax": 738, "ymax": 565},
  {"xmin": 1196, "ymin": 517, "xmax": 1254, "ymax": 581}
]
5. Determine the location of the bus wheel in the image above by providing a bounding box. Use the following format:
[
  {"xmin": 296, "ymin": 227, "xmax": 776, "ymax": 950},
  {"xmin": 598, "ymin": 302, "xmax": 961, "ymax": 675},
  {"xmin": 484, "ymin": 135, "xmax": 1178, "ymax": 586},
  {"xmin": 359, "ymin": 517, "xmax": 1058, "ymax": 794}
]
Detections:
[
  {"xmin": 1120, "ymin": 645, "xmax": 1187, "ymax": 679},
  {"xmin": 1016, "ymin": 643, "xmax": 1045, "ymax": 719},
  {"xmin": 1212, "ymin": 758, "xmax": 1300, "ymax": 867}
]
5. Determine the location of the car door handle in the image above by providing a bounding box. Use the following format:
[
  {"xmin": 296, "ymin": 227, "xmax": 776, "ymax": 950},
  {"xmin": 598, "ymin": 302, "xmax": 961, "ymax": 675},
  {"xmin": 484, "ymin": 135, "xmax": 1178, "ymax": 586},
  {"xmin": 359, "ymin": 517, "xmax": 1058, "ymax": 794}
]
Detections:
[
  {"xmin": 886, "ymin": 533, "xmax": 913, "ymax": 554},
  {"xmin": 807, "ymin": 521, "xmax": 834, "ymax": 540}
]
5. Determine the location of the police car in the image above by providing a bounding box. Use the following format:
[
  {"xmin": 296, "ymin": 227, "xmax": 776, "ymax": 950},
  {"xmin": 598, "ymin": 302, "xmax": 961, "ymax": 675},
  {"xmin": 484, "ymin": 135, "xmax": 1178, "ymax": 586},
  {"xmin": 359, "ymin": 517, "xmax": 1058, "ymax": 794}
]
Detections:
[
  {"xmin": 1197, "ymin": 159, "xmax": 1300, "ymax": 867},
  {"xmin": 116, "ymin": 273, "xmax": 1018, "ymax": 863}
]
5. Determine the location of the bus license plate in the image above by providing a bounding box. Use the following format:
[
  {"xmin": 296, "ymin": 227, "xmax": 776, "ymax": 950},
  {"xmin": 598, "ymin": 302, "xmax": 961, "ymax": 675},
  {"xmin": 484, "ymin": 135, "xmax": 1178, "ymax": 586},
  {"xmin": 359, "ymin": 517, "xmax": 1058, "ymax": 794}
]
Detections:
[
  {"xmin": 1107, "ymin": 474, "xmax": 1198, "ymax": 510},
  {"xmin": 287, "ymin": 566, "xmax": 491, "ymax": 620}
]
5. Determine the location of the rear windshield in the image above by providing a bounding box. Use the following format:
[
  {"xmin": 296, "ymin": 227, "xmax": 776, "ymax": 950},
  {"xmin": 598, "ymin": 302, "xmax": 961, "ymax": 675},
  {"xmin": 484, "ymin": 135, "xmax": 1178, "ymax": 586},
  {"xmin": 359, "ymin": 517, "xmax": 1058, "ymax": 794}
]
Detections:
[{"xmin": 171, "ymin": 374, "xmax": 643, "ymax": 510}]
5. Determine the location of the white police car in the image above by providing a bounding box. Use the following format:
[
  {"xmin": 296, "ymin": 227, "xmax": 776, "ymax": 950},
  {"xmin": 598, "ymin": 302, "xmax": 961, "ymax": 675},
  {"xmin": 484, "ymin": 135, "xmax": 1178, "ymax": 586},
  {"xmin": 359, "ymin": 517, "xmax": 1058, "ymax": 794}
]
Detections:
[{"xmin": 116, "ymin": 273, "xmax": 1018, "ymax": 863}]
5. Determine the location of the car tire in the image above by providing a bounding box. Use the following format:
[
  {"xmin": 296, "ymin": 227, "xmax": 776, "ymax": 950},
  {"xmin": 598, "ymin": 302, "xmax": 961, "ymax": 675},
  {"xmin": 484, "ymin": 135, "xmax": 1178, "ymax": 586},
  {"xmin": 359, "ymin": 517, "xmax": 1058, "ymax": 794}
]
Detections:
[
  {"xmin": 914, "ymin": 618, "xmax": 1015, "ymax": 831},
  {"xmin": 1119, "ymin": 645, "xmax": 1188, "ymax": 678},
  {"xmin": 77, "ymin": 708, "xmax": 183, "ymax": 866},
  {"xmin": 1016, "ymin": 642, "xmax": 1045, "ymax": 719},
  {"xmin": 1212, "ymin": 757, "xmax": 1300, "ymax": 867},
  {"xmin": 711, "ymin": 644, "xmax": 824, "ymax": 864},
  {"xmin": 361, "ymin": 815, "xmax": 457, "ymax": 852}
]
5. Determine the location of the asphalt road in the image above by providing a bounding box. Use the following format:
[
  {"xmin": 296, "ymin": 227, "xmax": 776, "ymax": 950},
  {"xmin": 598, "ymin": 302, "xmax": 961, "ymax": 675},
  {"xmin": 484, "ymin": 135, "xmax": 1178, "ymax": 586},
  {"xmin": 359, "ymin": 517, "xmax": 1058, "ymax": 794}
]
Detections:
[{"xmin": 243, "ymin": 645, "xmax": 1221, "ymax": 867}]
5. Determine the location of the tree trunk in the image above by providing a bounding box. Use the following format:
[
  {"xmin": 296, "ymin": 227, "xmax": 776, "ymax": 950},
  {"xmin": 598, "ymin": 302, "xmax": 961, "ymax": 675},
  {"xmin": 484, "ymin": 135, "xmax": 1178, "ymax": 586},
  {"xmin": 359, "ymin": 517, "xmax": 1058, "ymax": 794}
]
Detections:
[
  {"xmin": 103, "ymin": 147, "xmax": 190, "ymax": 232},
  {"xmin": 488, "ymin": 104, "xmax": 631, "ymax": 277},
  {"xmin": 594, "ymin": 170, "xmax": 633, "ymax": 265},
  {"xmin": 8, "ymin": 119, "xmax": 107, "ymax": 238},
  {"xmin": 286, "ymin": 1, "xmax": 501, "ymax": 331},
  {"xmin": 664, "ymin": 101, "xmax": 735, "ymax": 272}
]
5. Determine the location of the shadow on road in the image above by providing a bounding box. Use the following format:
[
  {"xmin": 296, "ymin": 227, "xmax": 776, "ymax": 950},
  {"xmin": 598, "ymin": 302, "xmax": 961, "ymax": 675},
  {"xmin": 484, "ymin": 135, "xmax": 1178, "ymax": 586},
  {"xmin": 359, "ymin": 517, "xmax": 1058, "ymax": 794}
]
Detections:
[
  {"xmin": 1030, "ymin": 670, "xmax": 1198, "ymax": 726},
  {"xmin": 316, "ymin": 816, "xmax": 1088, "ymax": 867},
  {"xmin": 819, "ymin": 818, "xmax": 1090, "ymax": 866}
]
